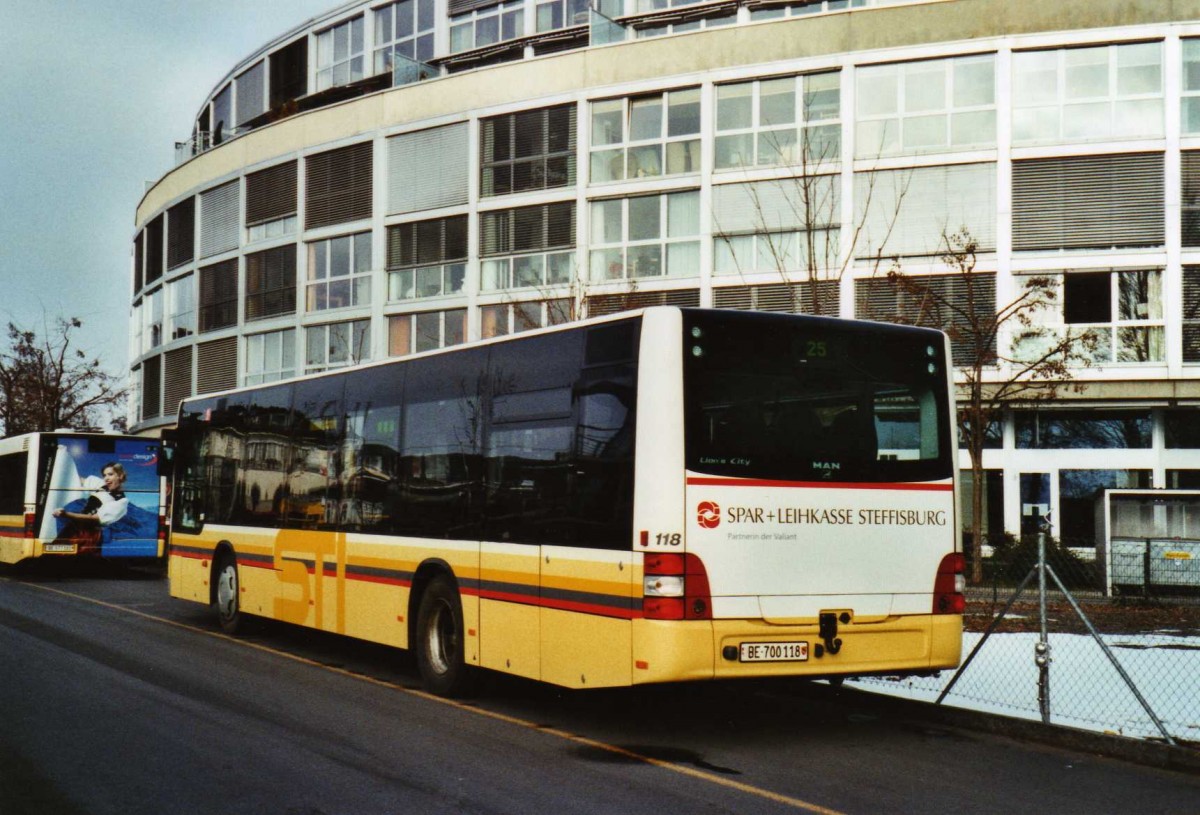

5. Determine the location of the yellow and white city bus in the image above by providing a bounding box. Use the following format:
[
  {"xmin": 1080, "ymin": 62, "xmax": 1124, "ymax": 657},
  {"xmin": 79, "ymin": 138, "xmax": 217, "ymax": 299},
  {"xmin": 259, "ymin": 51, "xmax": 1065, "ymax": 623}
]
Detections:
[{"xmin": 166, "ymin": 307, "xmax": 962, "ymax": 695}]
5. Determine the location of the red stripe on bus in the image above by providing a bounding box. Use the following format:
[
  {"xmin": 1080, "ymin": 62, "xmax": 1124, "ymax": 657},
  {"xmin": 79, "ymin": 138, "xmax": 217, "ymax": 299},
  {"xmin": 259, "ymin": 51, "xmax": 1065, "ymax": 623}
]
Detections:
[{"xmin": 685, "ymin": 477, "xmax": 953, "ymax": 491}]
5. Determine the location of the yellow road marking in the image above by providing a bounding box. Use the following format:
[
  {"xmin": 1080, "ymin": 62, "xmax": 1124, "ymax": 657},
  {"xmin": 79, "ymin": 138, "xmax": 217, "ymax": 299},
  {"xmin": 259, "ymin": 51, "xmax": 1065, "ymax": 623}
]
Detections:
[{"xmin": 9, "ymin": 579, "xmax": 846, "ymax": 815}]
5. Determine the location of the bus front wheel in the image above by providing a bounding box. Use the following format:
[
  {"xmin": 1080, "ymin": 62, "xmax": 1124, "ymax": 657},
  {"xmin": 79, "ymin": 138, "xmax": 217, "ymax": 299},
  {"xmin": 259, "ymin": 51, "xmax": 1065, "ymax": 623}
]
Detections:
[
  {"xmin": 213, "ymin": 553, "xmax": 244, "ymax": 635},
  {"xmin": 415, "ymin": 576, "xmax": 474, "ymax": 697}
]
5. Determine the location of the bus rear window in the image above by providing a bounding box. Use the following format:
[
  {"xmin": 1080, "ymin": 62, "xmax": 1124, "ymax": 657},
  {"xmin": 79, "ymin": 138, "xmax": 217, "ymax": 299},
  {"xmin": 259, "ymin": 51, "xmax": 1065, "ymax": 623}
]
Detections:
[{"xmin": 684, "ymin": 311, "xmax": 953, "ymax": 483}]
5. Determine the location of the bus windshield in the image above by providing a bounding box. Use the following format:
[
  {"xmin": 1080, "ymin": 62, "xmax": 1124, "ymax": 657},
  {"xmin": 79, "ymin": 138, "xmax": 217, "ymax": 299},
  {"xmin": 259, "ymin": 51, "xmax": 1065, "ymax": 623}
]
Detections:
[{"xmin": 683, "ymin": 310, "xmax": 953, "ymax": 484}]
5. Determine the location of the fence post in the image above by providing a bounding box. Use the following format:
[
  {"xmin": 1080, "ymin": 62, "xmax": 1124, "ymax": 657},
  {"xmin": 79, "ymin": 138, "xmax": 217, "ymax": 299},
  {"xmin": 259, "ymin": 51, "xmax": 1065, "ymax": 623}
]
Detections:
[{"xmin": 1036, "ymin": 532, "xmax": 1051, "ymax": 724}]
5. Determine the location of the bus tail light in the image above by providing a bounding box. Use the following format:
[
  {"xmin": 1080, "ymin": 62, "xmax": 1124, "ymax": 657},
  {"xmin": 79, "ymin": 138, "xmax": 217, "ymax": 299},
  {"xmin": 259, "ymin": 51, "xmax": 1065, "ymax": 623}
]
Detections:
[
  {"xmin": 933, "ymin": 552, "xmax": 966, "ymax": 614},
  {"xmin": 643, "ymin": 553, "xmax": 712, "ymax": 620},
  {"xmin": 24, "ymin": 512, "xmax": 35, "ymax": 538}
]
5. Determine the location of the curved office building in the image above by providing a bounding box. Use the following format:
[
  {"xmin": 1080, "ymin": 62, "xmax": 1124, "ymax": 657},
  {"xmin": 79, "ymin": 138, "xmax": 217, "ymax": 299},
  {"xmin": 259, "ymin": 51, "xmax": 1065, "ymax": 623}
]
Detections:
[{"xmin": 132, "ymin": 0, "xmax": 1200, "ymax": 545}]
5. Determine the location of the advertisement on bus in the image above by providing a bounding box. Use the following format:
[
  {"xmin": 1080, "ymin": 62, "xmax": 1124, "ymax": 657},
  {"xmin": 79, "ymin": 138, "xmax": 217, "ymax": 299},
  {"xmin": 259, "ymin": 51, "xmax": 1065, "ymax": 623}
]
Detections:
[{"xmin": 37, "ymin": 436, "xmax": 162, "ymax": 558}]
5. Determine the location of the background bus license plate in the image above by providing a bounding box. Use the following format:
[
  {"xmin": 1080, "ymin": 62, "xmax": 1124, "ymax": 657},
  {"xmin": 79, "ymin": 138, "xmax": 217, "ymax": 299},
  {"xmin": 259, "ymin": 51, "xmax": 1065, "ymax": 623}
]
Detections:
[
  {"xmin": 43, "ymin": 544, "xmax": 75, "ymax": 553},
  {"xmin": 740, "ymin": 641, "xmax": 808, "ymax": 662}
]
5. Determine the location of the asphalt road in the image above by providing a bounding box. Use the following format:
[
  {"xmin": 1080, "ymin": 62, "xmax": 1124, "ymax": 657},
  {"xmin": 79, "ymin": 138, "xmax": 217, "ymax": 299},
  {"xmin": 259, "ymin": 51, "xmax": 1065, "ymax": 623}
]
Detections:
[{"xmin": 1, "ymin": 560, "xmax": 1197, "ymax": 815}]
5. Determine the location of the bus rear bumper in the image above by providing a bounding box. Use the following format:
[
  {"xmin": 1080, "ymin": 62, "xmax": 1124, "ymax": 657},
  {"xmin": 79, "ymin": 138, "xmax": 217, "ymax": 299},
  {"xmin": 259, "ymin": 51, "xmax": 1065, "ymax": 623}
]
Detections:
[{"xmin": 632, "ymin": 614, "xmax": 962, "ymax": 685}]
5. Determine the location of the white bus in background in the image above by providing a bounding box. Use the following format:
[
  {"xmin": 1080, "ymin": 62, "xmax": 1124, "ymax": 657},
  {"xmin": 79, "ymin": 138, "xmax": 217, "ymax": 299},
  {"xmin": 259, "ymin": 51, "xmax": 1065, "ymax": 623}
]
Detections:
[
  {"xmin": 0, "ymin": 432, "xmax": 166, "ymax": 565},
  {"xmin": 166, "ymin": 307, "xmax": 962, "ymax": 695}
]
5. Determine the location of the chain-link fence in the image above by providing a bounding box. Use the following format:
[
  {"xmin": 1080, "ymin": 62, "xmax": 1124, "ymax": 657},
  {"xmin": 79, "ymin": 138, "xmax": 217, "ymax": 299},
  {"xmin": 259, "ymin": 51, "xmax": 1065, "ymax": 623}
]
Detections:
[{"xmin": 852, "ymin": 535, "xmax": 1200, "ymax": 747}]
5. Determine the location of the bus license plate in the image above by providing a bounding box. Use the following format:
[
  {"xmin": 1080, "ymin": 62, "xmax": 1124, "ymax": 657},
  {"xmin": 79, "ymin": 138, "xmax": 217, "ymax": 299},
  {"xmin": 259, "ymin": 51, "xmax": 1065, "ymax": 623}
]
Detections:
[
  {"xmin": 739, "ymin": 641, "xmax": 808, "ymax": 662},
  {"xmin": 43, "ymin": 544, "xmax": 76, "ymax": 553}
]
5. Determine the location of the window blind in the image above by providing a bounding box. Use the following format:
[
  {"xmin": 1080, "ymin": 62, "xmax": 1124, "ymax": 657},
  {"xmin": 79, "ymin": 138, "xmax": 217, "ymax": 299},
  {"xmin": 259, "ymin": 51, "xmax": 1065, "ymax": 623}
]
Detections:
[
  {"xmin": 235, "ymin": 60, "xmax": 266, "ymax": 127},
  {"xmin": 1183, "ymin": 266, "xmax": 1200, "ymax": 363},
  {"xmin": 196, "ymin": 337, "xmax": 239, "ymax": 394},
  {"xmin": 133, "ymin": 233, "xmax": 144, "ymax": 293},
  {"xmin": 246, "ymin": 161, "xmax": 298, "ymax": 226},
  {"xmin": 855, "ymin": 272, "xmax": 996, "ymax": 365},
  {"xmin": 587, "ymin": 288, "xmax": 700, "ymax": 317},
  {"xmin": 387, "ymin": 124, "xmax": 469, "ymax": 214},
  {"xmin": 245, "ymin": 245, "xmax": 297, "ymax": 321},
  {"xmin": 449, "ymin": 0, "xmax": 504, "ymax": 16},
  {"xmin": 387, "ymin": 215, "xmax": 469, "ymax": 268},
  {"xmin": 145, "ymin": 215, "xmax": 164, "ymax": 285},
  {"xmin": 199, "ymin": 180, "xmax": 240, "ymax": 258},
  {"xmin": 480, "ymin": 202, "xmax": 575, "ymax": 256},
  {"xmin": 198, "ymin": 259, "xmax": 239, "ymax": 333},
  {"xmin": 1013, "ymin": 153, "xmax": 1163, "ymax": 252},
  {"xmin": 712, "ymin": 176, "xmax": 839, "ymax": 234},
  {"xmin": 167, "ymin": 197, "xmax": 195, "ymax": 270},
  {"xmin": 855, "ymin": 163, "xmax": 996, "ymax": 259},
  {"xmin": 1182, "ymin": 152, "xmax": 1200, "ymax": 248},
  {"xmin": 141, "ymin": 355, "xmax": 162, "ymax": 421},
  {"xmin": 481, "ymin": 104, "xmax": 576, "ymax": 196},
  {"xmin": 163, "ymin": 346, "xmax": 193, "ymax": 419},
  {"xmin": 712, "ymin": 281, "xmax": 840, "ymax": 315},
  {"xmin": 306, "ymin": 142, "xmax": 373, "ymax": 229}
]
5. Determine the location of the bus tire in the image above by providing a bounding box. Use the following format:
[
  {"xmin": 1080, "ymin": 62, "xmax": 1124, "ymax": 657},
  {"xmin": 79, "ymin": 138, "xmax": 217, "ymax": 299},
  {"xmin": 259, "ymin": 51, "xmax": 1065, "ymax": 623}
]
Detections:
[
  {"xmin": 415, "ymin": 576, "xmax": 475, "ymax": 697},
  {"xmin": 213, "ymin": 552, "xmax": 244, "ymax": 635}
]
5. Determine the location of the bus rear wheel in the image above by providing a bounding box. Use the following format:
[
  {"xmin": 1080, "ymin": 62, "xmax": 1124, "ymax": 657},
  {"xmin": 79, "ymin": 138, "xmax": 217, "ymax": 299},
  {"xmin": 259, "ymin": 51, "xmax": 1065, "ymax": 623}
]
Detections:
[
  {"xmin": 415, "ymin": 576, "xmax": 475, "ymax": 697},
  {"xmin": 213, "ymin": 553, "xmax": 244, "ymax": 634}
]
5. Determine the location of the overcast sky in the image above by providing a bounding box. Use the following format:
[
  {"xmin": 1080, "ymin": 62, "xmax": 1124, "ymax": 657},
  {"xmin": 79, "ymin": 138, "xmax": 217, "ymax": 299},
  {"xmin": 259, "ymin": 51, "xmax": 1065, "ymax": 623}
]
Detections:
[{"xmin": 0, "ymin": 0, "xmax": 337, "ymax": 375}]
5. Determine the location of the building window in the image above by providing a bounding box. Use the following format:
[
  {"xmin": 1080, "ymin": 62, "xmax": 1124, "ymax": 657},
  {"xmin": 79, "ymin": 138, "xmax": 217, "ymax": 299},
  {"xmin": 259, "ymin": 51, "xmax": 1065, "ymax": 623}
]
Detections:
[
  {"xmin": 307, "ymin": 233, "xmax": 372, "ymax": 311},
  {"xmin": 855, "ymin": 55, "xmax": 993, "ymax": 158},
  {"xmin": 143, "ymin": 287, "xmax": 164, "ymax": 350},
  {"xmin": 306, "ymin": 320, "xmax": 370, "ymax": 373},
  {"xmin": 1015, "ymin": 410, "xmax": 1152, "ymax": 450},
  {"xmin": 1012, "ymin": 42, "xmax": 1163, "ymax": 144},
  {"xmin": 167, "ymin": 197, "xmax": 195, "ymax": 271},
  {"xmin": 305, "ymin": 142, "xmax": 373, "ymax": 230},
  {"xmin": 245, "ymin": 329, "xmax": 296, "ymax": 386},
  {"xmin": 481, "ymin": 299, "xmax": 571, "ymax": 338},
  {"xmin": 315, "ymin": 16, "xmax": 365, "ymax": 91},
  {"xmin": 635, "ymin": 13, "xmax": 737, "ymax": 39},
  {"xmin": 712, "ymin": 281, "xmax": 840, "ymax": 316},
  {"xmin": 589, "ymin": 191, "xmax": 700, "ymax": 281},
  {"xmin": 375, "ymin": 0, "xmax": 436, "ymax": 72},
  {"xmin": 387, "ymin": 216, "xmax": 468, "ymax": 301},
  {"xmin": 712, "ymin": 177, "xmax": 840, "ymax": 275},
  {"xmin": 199, "ymin": 180, "xmax": 240, "ymax": 259},
  {"xmin": 482, "ymin": 251, "xmax": 576, "ymax": 292},
  {"xmin": 536, "ymin": 0, "xmax": 589, "ymax": 31},
  {"xmin": 145, "ymin": 215, "xmax": 164, "ymax": 286},
  {"xmin": 234, "ymin": 60, "xmax": 266, "ymax": 128},
  {"xmin": 388, "ymin": 309, "xmax": 466, "ymax": 356},
  {"xmin": 387, "ymin": 124, "xmax": 470, "ymax": 214},
  {"xmin": 481, "ymin": 104, "xmax": 577, "ymax": 196},
  {"xmin": 1183, "ymin": 266, "xmax": 1200, "ymax": 363},
  {"xmin": 1058, "ymin": 269, "xmax": 1165, "ymax": 364},
  {"xmin": 246, "ymin": 161, "xmax": 298, "ymax": 243},
  {"xmin": 716, "ymin": 72, "xmax": 841, "ymax": 168},
  {"xmin": 450, "ymin": 2, "xmax": 524, "ymax": 54},
  {"xmin": 245, "ymin": 245, "xmax": 297, "ymax": 321},
  {"xmin": 167, "ymin": 274, "xmax": 195, "ymax": 341},
  {"xmin": 480, "ymin": 202, "xmax": 576, "ymax": 289},
  {"xmin": 854, "ymin": 272, "xmax": 997, "ymax": 365},
  {"xmin": 1012, "ymin": 153, "xmax": 1163, "ymax": 252},
  {"xmin": 198, "ymin": 259, "xmax": 239, "ymax": 333},
  {"xmin": 590, "ymin": 89, "xmax": 701, "ymax": 182},
  {"xmin": 1059, "ymin": 469, "xmax": 1151, "ymax": 545}
]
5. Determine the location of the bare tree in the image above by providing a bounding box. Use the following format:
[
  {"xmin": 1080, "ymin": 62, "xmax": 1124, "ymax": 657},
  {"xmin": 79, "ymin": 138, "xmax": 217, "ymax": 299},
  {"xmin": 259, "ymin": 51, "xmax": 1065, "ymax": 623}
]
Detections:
[
  {"xmin": 0, "ymin": 317, "xmax": 128, "ymax": 437},
  {"xmin": 711, "ymin": 86, "xmax": 909, "ymax": 317},
  {"xmin": 882, "ymin": 229, "xmax": 1096, "ymax": 583}
]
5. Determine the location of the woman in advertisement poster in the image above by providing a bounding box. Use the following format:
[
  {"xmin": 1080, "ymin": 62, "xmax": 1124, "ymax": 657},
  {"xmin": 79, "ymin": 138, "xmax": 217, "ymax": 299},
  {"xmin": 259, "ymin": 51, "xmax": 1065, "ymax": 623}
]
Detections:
[{"xmin": 52, "ymin": 462, "xmax": 129, "ymax": 555}]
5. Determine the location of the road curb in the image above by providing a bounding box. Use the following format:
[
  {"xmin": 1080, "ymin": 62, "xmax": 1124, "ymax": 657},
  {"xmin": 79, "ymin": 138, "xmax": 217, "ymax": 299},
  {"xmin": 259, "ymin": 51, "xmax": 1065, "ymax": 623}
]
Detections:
[{"xmin": 806, "ymin": 682, "xmax": 1200, "ymax": 776}]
